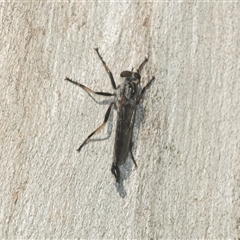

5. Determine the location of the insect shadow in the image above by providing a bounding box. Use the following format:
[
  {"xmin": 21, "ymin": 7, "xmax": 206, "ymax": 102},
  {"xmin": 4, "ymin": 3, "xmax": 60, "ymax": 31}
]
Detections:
[
  {"xmin": 83, "ymin": 94, "xmax": 115, "ymax": 143},
  {"xmin": 65, "ymin": 48, "xmax": 155, "ymax": 196}
]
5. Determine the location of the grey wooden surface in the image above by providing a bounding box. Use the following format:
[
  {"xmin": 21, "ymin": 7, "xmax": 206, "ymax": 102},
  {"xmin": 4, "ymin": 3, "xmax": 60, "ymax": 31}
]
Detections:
[{"xmin": 1, "ymin": 2, "xmax": 239, "ymax": 239}]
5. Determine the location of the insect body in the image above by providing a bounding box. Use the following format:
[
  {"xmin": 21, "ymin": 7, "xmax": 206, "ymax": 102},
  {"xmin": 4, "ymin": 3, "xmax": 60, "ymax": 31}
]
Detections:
[{"xmin": 65, "ymin": 48, "xmax": 155, "ymax": 183}]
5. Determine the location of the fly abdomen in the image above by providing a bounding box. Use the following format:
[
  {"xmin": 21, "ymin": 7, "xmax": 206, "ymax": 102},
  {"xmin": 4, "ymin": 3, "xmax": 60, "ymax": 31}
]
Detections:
[{"xmin": 114, "ymin": 134, "xmax": 130, "ymax": 165}]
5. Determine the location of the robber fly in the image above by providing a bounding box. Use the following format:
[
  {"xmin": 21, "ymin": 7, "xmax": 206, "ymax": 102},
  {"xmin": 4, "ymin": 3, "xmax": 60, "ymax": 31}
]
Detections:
[{"xmin": 65, "ymin": 48, "xmax": 155, "ymax": 183}]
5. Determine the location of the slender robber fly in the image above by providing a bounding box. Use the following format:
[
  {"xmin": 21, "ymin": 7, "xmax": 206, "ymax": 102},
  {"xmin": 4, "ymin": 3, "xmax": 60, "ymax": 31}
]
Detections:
[{"xmin": 65, "ymin": 48, "xmax": 155, "ymax": 183}]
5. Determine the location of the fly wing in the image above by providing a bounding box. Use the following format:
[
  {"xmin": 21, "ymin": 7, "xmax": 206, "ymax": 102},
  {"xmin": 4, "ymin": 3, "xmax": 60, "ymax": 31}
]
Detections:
[{"xmin": 114, "ymin": 101, "xmax": 136, "ymax": 165}]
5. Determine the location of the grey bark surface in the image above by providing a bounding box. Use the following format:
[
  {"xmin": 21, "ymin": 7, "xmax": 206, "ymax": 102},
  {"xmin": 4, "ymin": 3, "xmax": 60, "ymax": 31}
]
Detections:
[{"xmin": 1, "ymin": 2, "xmax": 240, "ymax": 239}]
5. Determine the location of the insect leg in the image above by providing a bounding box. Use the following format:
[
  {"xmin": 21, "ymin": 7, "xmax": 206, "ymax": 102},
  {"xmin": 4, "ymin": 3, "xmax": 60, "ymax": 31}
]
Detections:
[
  {"xmin": 65, "ymin": 77, "xmax": 114, "ymax": 97},
  {"xmin": 137, "ymin": 76, "xmax": 155, "ymax": 104},
  {"xmin": 77, "ymin": 102, "xmax": 114, "ymax": 152},
  {"xmin": 127, "ymin": 108, "xmax": 138, "ymax": 168},
  {"xmin": 129, "ymin": 138, "xmax": 138, "ymax": 168},
  {"xmin": 136, "ymin": 57, "xmax": 148, "ymax": 74},
  {"xmin": 94, "ymin": 48, "xmax": 117, "ymax": 90}
]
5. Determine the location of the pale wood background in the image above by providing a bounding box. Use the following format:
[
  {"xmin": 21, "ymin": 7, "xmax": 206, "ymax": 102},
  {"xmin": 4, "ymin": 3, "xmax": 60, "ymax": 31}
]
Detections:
[{"xmin": 1, "ymin": 2, "xmax": 239, "ymax": 239}]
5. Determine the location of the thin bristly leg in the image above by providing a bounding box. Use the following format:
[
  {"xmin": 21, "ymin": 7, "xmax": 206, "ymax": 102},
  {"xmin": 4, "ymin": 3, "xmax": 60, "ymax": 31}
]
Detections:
[
  {"xmin": 77, "ymin": 102, "xmax": 114, "ymax": 152},
  {"xmin": 94, "ymin": 48, "xmax": 117, "ymax": 90},
  {"xmin": 136, "ymin": 57, "xmax": 148, "ymax": 74},
  {"xmin": 65, "ymin": 77, "xmax": 114, "ymax": 97},
  {"xmin": 129, "ymin": 142, "xmax": 138, "ymax": 168},
  {"xmin": 137, "ymin": 76, "xmax": 155, "ymax": 104},
  {"xmin": 129, "ymin": 76, "xmax": 155, "ymax": 167},
  {"xmin": 128, "ymin": 107, "xmax": 138, "ymax": 168}
]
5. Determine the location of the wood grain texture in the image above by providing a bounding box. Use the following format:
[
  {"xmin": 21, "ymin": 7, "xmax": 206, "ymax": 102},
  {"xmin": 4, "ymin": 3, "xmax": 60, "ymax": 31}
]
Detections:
[{"xmin": 1, "ymin": 2, "xmax": 239, "ymax": 239}]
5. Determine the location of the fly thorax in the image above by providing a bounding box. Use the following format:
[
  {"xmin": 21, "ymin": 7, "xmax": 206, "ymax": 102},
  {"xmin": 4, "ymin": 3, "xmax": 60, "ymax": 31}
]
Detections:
[
  {"xmin": 119, "ymin": 71, "xmax": 141, "ymax": 101},
  {"xmin": 123, "ymin": 82, "xmax": 138, "ymax": 100}
]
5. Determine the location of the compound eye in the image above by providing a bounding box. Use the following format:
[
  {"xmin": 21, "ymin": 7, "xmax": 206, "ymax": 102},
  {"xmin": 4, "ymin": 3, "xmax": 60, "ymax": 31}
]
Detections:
[
  {"xmin": 134, "ymin": 72, "xmax": 141, "ymax": 80},
  {"xmin": 120, "ymin": 71, "xmax": 132, "ymax": 78}
]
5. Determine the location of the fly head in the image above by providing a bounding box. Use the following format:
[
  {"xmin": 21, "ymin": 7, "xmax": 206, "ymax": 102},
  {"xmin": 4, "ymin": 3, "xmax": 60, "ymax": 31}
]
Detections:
[{"xmin": 120, "ymin": 71, "xmax": 141, "ymax": 81}]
